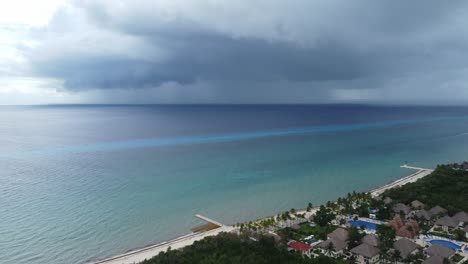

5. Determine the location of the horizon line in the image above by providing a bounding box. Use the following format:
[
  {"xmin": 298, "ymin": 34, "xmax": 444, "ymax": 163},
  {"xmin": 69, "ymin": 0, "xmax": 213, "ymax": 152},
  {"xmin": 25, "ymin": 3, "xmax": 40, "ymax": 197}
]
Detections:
[{"xmin": 2, "ymin": 103, "xmax": 468, "ymax": 107}]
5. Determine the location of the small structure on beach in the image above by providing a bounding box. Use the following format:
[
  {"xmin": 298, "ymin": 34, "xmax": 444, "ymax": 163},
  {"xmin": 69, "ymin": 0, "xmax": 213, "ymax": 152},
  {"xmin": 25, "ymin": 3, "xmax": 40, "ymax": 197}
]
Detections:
[
  {"xmin": 194, "ymin": 214, "xmax": 223, "ymax": 227},
  {"xmin": 191, "ymin": 214, "xmax": 224, "ymax": 233}
]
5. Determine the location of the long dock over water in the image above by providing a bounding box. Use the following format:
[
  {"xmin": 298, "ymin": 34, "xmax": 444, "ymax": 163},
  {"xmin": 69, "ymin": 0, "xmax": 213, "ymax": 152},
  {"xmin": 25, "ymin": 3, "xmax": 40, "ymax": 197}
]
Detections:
[
  {"xmin": 194, "ymin": 214, "xmax": 224, "ymax": 227},
  {"xmin": 371, "ymin": 165, "xmax": 433, "ymax": 197}
]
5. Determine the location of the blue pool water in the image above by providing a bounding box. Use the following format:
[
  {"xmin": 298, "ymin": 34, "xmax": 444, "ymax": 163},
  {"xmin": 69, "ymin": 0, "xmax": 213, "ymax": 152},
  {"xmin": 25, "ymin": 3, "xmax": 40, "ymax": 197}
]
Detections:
[
  {"xmin": 348, "ymin": 220, "xmax": 380, "ymax": 230},
  {"xmin": 430, "ymin": 240, "xmax": 462, "ymax": 250}
]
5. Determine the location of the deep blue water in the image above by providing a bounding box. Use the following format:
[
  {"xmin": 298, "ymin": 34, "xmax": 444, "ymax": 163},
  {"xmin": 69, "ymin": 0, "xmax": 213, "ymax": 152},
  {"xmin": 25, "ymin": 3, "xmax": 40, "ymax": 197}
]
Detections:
[{"xmin": 1, "ymin": 105, "xmax": 468, "ymax": 264}]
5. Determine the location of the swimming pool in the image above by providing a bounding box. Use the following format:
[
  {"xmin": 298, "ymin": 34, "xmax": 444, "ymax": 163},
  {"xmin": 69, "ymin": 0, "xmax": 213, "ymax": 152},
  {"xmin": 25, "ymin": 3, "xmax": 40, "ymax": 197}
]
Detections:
[
  {"xmin": 348, "ymin": 220, "xmax": 380, "ymax": 230},
  {"xmin": 429, "ymin": 240, "xmax": 462, "ymax": 250}
]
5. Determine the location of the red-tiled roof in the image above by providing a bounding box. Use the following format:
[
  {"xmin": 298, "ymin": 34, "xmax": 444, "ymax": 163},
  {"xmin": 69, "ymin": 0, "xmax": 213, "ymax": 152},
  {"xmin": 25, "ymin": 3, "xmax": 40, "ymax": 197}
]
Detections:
[{"xmin": 289, "ymin": 241, "xmax": 312, "ymax": 251}]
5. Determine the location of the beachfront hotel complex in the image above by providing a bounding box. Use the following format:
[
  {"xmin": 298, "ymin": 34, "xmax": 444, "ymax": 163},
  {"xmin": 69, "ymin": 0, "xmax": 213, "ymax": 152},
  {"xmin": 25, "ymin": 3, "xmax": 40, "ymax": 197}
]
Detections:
[
  {"xmin": 3, "ymin": 2, "xmax": 468, "ymax": 264},
  {"xmin": 92, "ymin": 163, "xmax": 468, "ymax": 264}
]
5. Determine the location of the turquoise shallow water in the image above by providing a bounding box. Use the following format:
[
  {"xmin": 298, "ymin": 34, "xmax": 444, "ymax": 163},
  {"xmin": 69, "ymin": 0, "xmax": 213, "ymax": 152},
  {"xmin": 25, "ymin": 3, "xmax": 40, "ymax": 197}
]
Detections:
[{"xmin": 1, "ymin": 105, "xmax": 468, "ymax": 264}]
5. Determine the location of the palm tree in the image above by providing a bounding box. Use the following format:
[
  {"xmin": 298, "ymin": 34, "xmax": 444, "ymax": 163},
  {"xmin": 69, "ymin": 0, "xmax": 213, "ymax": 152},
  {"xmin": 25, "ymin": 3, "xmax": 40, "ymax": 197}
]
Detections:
[
  {"xmin": 325, "ymin": 242, "xmax": 335, "ymax": 256},
  {"xmin": 391, "ymin": 249, "xmax": 402, "ymax": 264},
  {"xmin": 349, "ymin": 255, "xmax": 358, "ymax": 264},
  {"xmin": 379, "ymin": 247, "xmax": 389, "ymax": 264}
]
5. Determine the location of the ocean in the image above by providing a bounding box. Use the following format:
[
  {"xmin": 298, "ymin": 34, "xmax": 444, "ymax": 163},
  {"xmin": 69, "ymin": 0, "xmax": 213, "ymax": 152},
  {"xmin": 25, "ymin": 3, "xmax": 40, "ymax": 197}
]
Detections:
[{"xmin": 1, "ymin": 104, "xmax": 468, "ymax": 264}]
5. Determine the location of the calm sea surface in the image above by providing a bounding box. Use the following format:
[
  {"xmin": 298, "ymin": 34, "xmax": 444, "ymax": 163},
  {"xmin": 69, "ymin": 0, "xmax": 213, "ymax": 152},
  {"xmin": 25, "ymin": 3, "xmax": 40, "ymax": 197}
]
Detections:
[{"xmin": 1, "ymin": 105, "xmax": 468, "ymax": 264}]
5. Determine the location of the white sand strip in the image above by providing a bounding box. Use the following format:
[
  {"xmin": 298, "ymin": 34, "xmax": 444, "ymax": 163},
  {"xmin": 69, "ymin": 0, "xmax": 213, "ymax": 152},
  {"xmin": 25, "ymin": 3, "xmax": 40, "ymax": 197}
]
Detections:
[
  {"xmin": 371, "ymin": 166, "xmax": 433, "ymax": 197},
  {"xmin": 91, "ymin": 226, "xmax": 234, "ymax": 264}
]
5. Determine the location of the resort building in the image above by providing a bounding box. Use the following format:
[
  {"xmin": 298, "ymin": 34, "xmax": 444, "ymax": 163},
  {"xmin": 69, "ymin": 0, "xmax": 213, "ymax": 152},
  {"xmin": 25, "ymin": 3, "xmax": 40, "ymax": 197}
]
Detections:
[
  {"xmin": 350, "ymin": 243, "xmax": 380, "ymax": 264},
  {"xmin": 422, "ymin": 256, "xmax": 453, "ymax": 264},
  {"xmin": 287, "ymin": 241, "xmax": 312, "ymax": 257},
  {"xmin": 362, "ymin": 234, "xmax": 379, "ymax": 247},
  {"xmin": 328, "ymin": 228, "xmax": 349, "ymax": 241},
  {"xmin": 434, "ymin": 216, "xmax": 458, "ymax": 232},
  {"xmin": 413, "ymin": 210, "xmax": 431, "ymax": 222},
  {"xmin": 411, "ymin": 200, "xmax": 425, "ymax": 210},
  {"xmin": 452, "ymin": 211, "xmax": 468, "ymax": 226},
  {"xmin": 425, "ymin": 244, "xmax": 455, "ymax": 259},
  {"xmin": 393, "ymin": 238, "xmax": 420, "ymax": 261},
  {"xmin": 429, "ymin": 206, "xmax": 448, "ymax": 218},
  {"xmin": 464, "ymin": 225, "xmax": 468, "ymax": 239},
  {"xmin": 318, "ymin": 237, "xmax": 348, "ymax": 257},
  {"xmin": 318, "ymin": 228, "xmax": 349, "ymax": 257},
  {"xmin": 393, "ymin": 203, "xmax": 411, "ymax": 215},
  {"xmin": 368, "ymin": 208, "xmax": 379, "ymax": 219}
]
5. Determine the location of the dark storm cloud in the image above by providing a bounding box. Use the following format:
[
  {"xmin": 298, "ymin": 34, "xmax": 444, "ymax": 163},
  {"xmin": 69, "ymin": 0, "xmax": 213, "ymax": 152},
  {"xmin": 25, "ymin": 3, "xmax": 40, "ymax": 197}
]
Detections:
[
  {"xmin": 32, "ymin": 34, "xmax": 366, "ymax": 90},
  {"xmin": 28, "ymin": 14, "xmax": 369, "ymax": 90},
  {"xmin": 19, "ymin": 0, "xmax": 468, "ymax": 103}
]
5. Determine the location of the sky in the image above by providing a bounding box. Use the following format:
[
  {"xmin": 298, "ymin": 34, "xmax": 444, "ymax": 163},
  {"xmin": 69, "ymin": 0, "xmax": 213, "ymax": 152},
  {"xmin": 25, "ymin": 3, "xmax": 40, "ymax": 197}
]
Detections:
[{"xmin": 1, "ymin": 0, "xmax": 468, "ymax": 105}]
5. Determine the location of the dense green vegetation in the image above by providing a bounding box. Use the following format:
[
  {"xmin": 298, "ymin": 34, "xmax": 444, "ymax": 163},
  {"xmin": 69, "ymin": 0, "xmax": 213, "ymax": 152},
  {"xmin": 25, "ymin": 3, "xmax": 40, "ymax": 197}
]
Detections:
[
  {"xmin": 375, "ymin": 225, "xmax": 396, "ymax": 262},
  {"xmin": 383, "ymin": 165, "xmax": 468, "ymax": 214},
  {"xmin": 141, "ymin": 233, "xmax": 351, "ymax": 264},
  {"xmin": 314, "ymin": 205, "xmax": 336, "ymax": 227},
  {"xmin": 452, "ymin": 254, "xmax": 464, "ymax": 263},
  {"xmin": 347, "ymin": 226, "xmax": 364, "ymax": 250}
]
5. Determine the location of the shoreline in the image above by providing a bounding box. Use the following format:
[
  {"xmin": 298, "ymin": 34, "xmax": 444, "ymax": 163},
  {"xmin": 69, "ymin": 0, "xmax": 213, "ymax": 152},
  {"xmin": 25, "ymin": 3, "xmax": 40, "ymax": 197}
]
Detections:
[
  {"xmin": 89, "ymin": 165, "xmax": 433, "ymax": 264},
  {"xmin": 90, "ymin": 226, "xmax": 234, "ymax": 264},
  {"xmin": 370, "ymin": 165, "xmax": 433, "ymax": 197}
]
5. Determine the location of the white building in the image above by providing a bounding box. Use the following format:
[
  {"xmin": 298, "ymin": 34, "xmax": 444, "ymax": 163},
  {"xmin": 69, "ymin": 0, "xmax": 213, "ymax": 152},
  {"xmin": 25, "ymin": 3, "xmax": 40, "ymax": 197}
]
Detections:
[{"xmin": 350, "ymin": 243, "xmax": 380, "ymax": 264}]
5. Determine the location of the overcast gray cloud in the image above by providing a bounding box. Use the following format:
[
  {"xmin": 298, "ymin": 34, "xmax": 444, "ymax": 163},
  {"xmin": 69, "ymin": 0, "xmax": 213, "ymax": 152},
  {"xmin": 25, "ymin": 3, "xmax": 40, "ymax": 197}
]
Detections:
[{"xmin": 3, "ymin": 0, "xmax": 468, "ymax": 104}]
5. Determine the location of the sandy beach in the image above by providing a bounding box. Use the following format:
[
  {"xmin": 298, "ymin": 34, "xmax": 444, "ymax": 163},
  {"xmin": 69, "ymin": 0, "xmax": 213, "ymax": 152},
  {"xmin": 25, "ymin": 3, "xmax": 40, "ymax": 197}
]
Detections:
[
  {"xmin": 370, "ymin": 165, "xmax": 433, "ymax": 197},
  {"xmin": 91, "ymin": 226, "xmax": 234, "ymax": 264}
]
